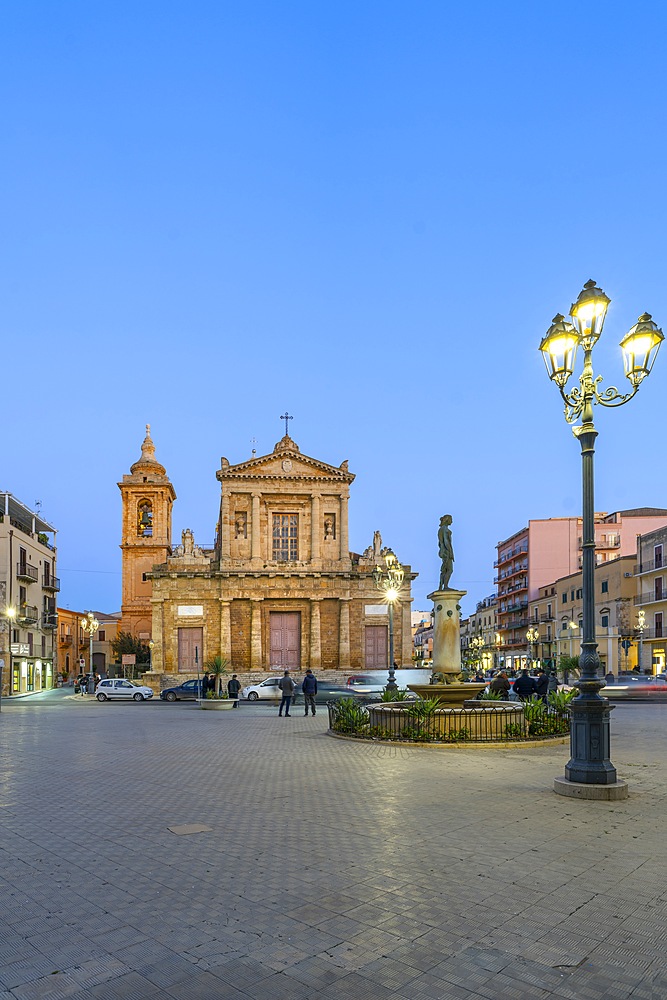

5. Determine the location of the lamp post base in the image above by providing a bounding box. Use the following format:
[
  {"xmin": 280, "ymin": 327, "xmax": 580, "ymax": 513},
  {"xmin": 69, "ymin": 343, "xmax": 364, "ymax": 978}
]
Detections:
[
  {"xmin": 553, "ymin": 776, "xmax": 628, "ymax": 800},
  {"xmin": 564, "ymin": 696, "xmax": 619, "ymax": 785}
]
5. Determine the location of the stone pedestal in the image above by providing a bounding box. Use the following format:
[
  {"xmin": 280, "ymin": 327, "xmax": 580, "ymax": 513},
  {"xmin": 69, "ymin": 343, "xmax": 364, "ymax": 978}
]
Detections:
[{"xmin": 428, "ymin": 588, "xmax": 467, "ymax": 677}]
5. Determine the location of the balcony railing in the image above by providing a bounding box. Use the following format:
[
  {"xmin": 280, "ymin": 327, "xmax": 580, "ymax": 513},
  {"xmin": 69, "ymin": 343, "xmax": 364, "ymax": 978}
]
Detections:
[
  {"xmin": 59, "ymin": 635, "xmax": 73, "ymax": 646},
  {"xmin": 42, "ymin": 614, "xmax": 58, "ymax": 630},
  {"xmin": 42, "ymin": 575, "xmax": 60, "ymax": 591},
  {"xmin": 16, "ymin": 563, "xmax": 38, "ymax": 583},
  {"xmin": 540, "ymin": 613, "xmax": 555, "ymax": 622},
  {"xmin": 634, "ymin": 558, "xmax": 664, "ymax": 575},
  {"xmin": 635, "ymin": 591, "xmax": 667, "ymax": 606},
  {"xmin": 18, "ymin": 604, "xmax": 39, "ymax": 624},
  {"xmin": 642, "ymin": 627, "xmax": 664, "ymax": 640}
]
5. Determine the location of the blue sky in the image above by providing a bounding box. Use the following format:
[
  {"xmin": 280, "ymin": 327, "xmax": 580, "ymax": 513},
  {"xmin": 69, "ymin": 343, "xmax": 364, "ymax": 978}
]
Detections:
[{"xmin": 3, "ymin": 1, "xmax": 667, "ymax": 616}]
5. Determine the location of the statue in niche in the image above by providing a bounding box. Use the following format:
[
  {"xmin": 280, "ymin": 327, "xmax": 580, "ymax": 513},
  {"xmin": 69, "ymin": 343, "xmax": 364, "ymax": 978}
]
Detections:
[
  {"xmin": 373, "ymin": 530, "xmax": 382, "ymax": 558},
  {"xmin": 235, "ymin": 513, "xmax": 247, "ymax": 539},
  {"xmin": 324, "ymin": 516, "xmax": 334, "ymax": 539},
  {"xmin": 182, "ymin": 528, "xmax": 194, "ymax": 556},
  {"xmin": 438, "ymin": 514, "xmax": 454, "ymax": 590}
]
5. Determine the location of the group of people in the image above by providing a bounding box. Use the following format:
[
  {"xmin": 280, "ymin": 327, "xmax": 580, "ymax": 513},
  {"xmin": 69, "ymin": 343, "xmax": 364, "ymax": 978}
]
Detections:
[
  {"xmin": 199, "ymin": 673, "xmax": 242, "ymax": 705},
  {"xmin": 488, "ymin": 667, "xmax": 559, "ymax": 703},
  {"xmin": 277, "ymin": 669, "xmax": 318, "ymax": 717}
]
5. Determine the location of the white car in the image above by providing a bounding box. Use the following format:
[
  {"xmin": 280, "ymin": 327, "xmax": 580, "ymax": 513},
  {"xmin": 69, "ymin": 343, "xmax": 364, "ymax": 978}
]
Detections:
[
  {"xmin": 242, "ymin": 676, "xmax": 300, "ymax": 702},
  {"xmin": 95, "ymin": 679, "xmax": 154, "ymax": 702}
]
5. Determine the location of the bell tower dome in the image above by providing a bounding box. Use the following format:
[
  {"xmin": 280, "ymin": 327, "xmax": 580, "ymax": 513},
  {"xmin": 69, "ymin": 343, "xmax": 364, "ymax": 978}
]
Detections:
[{"xmin": 118, "ymin": 424, "xmax": 176, "ymax": 639}]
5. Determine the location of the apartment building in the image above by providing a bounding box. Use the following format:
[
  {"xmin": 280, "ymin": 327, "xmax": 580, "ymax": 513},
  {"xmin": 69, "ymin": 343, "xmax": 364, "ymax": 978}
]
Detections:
[
  {"xmin": 529, "ymin": 555, "xmax": 638, "ymax": 676},
  {"xmin": 57, "ymin": 608, "xmax": 122, "ymax": 680},
  {"xmin": 1, "ymin": 492, "xmax": 58, "ymax": 697},
  {"xmin": 460, "ymin": 594, "xmax": 498, "ymax": 673},
  {"xmin": 635, "ymin": 526, "xmax": 667, "ymax": 674},
  {"xmin": 496, "ymin": 509, "xmax": 667, "ymax": 672}
]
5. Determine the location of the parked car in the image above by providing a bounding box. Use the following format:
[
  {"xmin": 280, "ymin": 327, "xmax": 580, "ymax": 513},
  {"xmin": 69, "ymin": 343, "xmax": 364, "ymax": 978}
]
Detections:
[
  {"xmin": 160, "ymin": 679, "xmax": 204, "ymax": 702},
  {"xmin": 346, "ymin": 674, "xmax": 386, "ymax": 695},
  {"xmin": 242, "ymin": 677, "xmax": 300, "ymax": 702},
  {"xmin": 603, "ymin": 677, "xmax": 667, "ymax": 701},
  {"xmin": 95, "ymin": 679, "xmax": 154, "ymax": 702},
  {"xmin": 315, "ymin": 683, "xmax": 366, "ymax": 703}
]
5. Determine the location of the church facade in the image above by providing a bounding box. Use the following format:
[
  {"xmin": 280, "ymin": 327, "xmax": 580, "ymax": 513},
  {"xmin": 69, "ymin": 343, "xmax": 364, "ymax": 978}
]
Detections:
[{"xmin": 119, "ymin": 427, "xmax": 416, "ymax": 686}]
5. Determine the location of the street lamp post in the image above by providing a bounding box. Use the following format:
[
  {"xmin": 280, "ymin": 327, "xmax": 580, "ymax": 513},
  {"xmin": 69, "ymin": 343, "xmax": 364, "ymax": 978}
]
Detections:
[
  {"xmin": 526, "ymin": 626, "xmax": 540, "ymax": 672},
  {"xmin": 80, "ymin": 612, "xmax": 100, "ymax": 694},
  {"xmin": 148, "ymin": 640, "xmax": 155, "ymax": 671},
  {"xmin": 372, "ymin": 549, "xmax": 404, "ymax": 692},
  {"xmin": 469, "ymin": 634, "xmax": 485, "ymax": 675},
  {"xmin": 2, "ymin": 606, "xmax": 16, "ymax": 711},
  {"xmin": 635, "ymin": 610, "xmax": 646, "ymax": 674},
  {"xmin": 540, "ymin": 280, "xmax": 662, "ymax": 789}
]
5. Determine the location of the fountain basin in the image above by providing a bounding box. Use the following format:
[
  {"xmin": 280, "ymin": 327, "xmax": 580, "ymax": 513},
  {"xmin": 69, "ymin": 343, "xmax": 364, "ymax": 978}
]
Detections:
[{"xmin": 407, "ymin": 682, "xmax": 486, "ymax": 706}]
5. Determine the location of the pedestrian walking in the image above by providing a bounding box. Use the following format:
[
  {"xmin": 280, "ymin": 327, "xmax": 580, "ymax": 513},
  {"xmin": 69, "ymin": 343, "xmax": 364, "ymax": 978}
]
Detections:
[
  {"xmin": 278, "ymin": 670, "xmax": 295, "ymax": 716},
  {"xmin": 227, "ymin": 673, "xmax": 241, "ymax": 707},
  {"xmin": 535, "ymin": 668, "xmax": 549, "ymax": 704},
  {"xmin": 513, "ymin": 669, "xmax": 537, "ymax": 701},
  {"xmin": 80, "ymin": 676, "xmax": 87, "ymax": 696},
  {"xmin": 301, "ymin": 668, "xmax": 318, "ymax": 716},
  {"xmin": 547, "ymin": 670, "xmax": 559, "ymax": 697}
]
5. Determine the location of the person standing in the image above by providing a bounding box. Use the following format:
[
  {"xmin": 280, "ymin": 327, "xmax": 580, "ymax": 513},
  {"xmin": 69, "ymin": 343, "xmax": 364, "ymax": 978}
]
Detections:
[
  {"xmin": 547, "ymin": 670, "xmax": 559, "ymax": 698},
  {"xmin": 80, "ymin": 675, "xmax": 87, "ymax": 696},
  {"xmin": 302, "ymin": 668, "xmax": 318, "ymax": 716},
  {"xmin": 535, "ymin": 669, "xmax": 549, "ymax": 704},
  {"xmin": 227, "ymin": 673, "xmax": 241, "ymax": 707},
  {"xmin": 513, "ymin": 669, "xmax": 537, "ymax": 701},
  {"xmin": 278, "ymin": 670, "xmax": 295, "ymax": 717},
  {"xmin": 489, "ymin": 670, "xmax": 510, "ymax": 699}
]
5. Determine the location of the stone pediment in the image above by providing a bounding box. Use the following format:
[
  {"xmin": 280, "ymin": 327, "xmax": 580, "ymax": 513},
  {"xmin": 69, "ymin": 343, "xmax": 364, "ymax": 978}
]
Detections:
[{"xmin": 217, "ymin": 437, "xmax": 354, "ymax": 484}]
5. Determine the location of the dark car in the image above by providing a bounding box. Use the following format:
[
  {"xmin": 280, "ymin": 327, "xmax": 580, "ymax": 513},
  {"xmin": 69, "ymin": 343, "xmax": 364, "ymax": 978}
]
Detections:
[
  {"xmin": 314, "ymin": 683, "xmax": 365, "ymax": 704},
  {"xmin": 160, "ymin": 679, "xmax": 204, "ymax": 702}
]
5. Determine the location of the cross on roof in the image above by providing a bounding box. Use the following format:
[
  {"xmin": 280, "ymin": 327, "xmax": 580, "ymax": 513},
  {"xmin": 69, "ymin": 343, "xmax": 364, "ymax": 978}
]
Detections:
[{"xmin": 280, "ymin": 412, "xmax": 293, "ymax": 435}]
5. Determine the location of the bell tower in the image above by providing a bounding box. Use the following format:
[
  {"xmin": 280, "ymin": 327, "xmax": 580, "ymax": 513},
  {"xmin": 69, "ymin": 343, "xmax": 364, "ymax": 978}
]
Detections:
[{"xmin": 118, "ymin": 425, "xmax": 176, "ymax": 639}]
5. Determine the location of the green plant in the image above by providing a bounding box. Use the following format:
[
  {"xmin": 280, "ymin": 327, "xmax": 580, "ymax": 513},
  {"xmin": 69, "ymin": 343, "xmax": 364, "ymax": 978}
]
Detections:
[
  {"xmin": 558, "ymin": 655, "xmax": 580, "ymax": 681},
  {"xmin": 110, "ymin": 631, "xmax": 151, "ymax": 665},
  {"xmin": 548, "ymin": 687, "xmax": 577, "ymax": 712},
  {"xmin": 204, "ymin": 655, "xmax": 229, "ymax": 697},
  {"xmin": 479, "ymin": 689, "xmax": 502, "ymax": 701},
  {"xmin": 380, "ymin": 688, "xmax": 411, "ymax": 702},
  {"xmin": 504, "ymin": 723, "xmax": 523, "ymax": 738},
  {"xmin": 443, "ymin": 728, "xmax": 470, "ymax": 742},
  {"xmin": 331, "ymin": 698, "xmax": 369, "ymax": 734}
]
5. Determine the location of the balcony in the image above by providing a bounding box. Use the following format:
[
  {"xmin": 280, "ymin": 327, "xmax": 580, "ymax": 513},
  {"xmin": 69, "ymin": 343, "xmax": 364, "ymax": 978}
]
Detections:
[
  {"xmin": 59, "ymin": 635, "xmax": 73, "ymax": 646},
  {"xmin": 634, "ymin": 558, "xmax": 664, "ymax": 575},
  {"xmin": 42, "ymin": 575, "xmax": 60, "ymax": 592},
  {"xmin": 635, "ymin": 591, "xmax": 666, "ymax": 606},
  {"xmin": 17, "ymin": 604, "xmax": 39, "ymax": 625},
  {"xmin": 507, "ymin": 600, "xmax": 528, "ymax": 613},
  {"xmin": 42, "ymin": 613, "xmax": 58, "ymax": 630},
  {"xmin": 540, "ymin": 613, "xmax": 555, "ymax": 622},
  {"xmin": 16, "ymin": 563, "xmax": 38, "ymax": 583}
]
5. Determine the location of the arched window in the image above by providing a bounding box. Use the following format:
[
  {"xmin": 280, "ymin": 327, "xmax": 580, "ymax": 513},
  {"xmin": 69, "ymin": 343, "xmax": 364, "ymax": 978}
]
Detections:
[{"xmin": 137, "ymin": 500, "xmax": 153, "ymax": 537}]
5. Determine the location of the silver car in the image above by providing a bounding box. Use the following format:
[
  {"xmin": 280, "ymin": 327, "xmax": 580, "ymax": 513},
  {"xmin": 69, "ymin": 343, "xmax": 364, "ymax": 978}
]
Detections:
[
  {"xmin": 242, "ymin": 676, "xmax": 300, "ymax": 702},
  {"xmin": 95, "ymin": 679, "xmax": 154, "ymax": 702}
]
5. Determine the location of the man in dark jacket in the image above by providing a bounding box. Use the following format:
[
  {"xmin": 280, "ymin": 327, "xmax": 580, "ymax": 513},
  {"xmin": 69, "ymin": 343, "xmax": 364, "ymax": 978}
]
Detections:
[
  {"xmin": 227, "ymin": 674, "xmax": 241, "ymax": 707},
  {"xmin": 513, "ymin": 669, "xmax": 537, "ymax": 701},
  {"xmin": 535, "ymin": 669, "xmax": 549, "ymax": 703},
  {"xmin": 278, "ymin": 671, "xmax": 295, "ymax": 717},
  {"xmin": 489, "ymin": 671, "xmax": 510, "ymax": 699},
  {"xmin": 301, "ymin": 668, "xmax": 318, "ymax": 716}
]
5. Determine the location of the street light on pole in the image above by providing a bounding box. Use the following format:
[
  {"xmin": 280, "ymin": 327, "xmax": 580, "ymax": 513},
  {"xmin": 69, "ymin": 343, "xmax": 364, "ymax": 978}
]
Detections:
[
  {"xmin": 526, "ymin": 626, "xmax": 540, "ymax": 672},
  {"xmin": 80, "ymin": 612, "xmax": 99, "ymax": 694},
  {"xmin": 540, "ymin": 279, "xmax": 662, "ymax": 793},
  {"xmin": 635, "ymin": 610, "xmax": 646, "ymax": 674},
  {"xmin": 372, "ymin": 549, "xmax": 404, "ymax": 692},
  {"xmin": 2, "ymin": 606, "xmax": 16, "ymax": 711}
]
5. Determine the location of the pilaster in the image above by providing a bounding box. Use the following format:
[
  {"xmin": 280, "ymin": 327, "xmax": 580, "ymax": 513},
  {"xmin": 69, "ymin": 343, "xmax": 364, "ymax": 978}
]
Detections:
[
  {"xmin": 311, "ymin": 494, "xmax": 321, "ymax": 563},
  {"xmin": 310, "ymin": 598, "xmax": 322, "ymax": 670},
  {"xmin": 250, "ymin": 598, "xmax": 263, "ymax": 667},
  {"xmin": 219, "ymin": 599, "xmax": 231, "ymax": 661},
  {"xmin": 251, "ymin": 493, "xmax": 261, "ymax": 564},
  {"xmin": 338, "ymin": 597, "xmax": 351, "ymax": 670}
]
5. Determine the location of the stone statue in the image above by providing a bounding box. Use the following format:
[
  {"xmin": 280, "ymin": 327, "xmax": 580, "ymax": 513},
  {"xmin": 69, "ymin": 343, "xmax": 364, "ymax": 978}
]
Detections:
[
  {"xmin": 373, "ymin": 530, "xmax": 382, "ymax": 558},
  {"xmin": 182, "ymin": 528, "xmax": 194, "ymax": 556},
  {"xmin": 324, "ymin": 516, "xmax": 334, "ymax": 539},
  {"xmin": 438, "ymin": 514, "xmax": 454, "ymax": 590}
]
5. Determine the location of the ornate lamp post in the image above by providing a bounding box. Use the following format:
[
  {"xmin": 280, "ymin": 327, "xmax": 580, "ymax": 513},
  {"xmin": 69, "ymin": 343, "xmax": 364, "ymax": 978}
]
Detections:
[
  {"xmin": 635, "ymin": 610, "xmax": 646, "ymax": 674},
  {"xmin": 2, "ymin": 606, "xmax": 16, "ymax": 711},
  {"xmin": 526, "ymin": 626, "xmax": 540, "ymax": 671},
  {"xmin": 372, "ymin": 549, "xmax": 404, "ymax": 691},
  {"xmin": 540, "ymin": 280, "xmax": 662, "ymax": 790},
  {"xmin": 469, "ymin": 634, "xmax": 485, "ymax": 675},
  {"xmin": 148, "ymin": 640, "xmax": 155, "ymax": 670},
  {"xmin": 80, "ymin": 612, "xmax": 100, "ymax": 693}
]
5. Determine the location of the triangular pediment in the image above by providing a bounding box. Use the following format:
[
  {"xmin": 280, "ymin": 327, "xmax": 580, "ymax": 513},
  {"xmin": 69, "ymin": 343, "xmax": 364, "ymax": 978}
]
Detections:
[{"xmin": 218, "ymin": 438, "xmax": 354, "ymax": 483}]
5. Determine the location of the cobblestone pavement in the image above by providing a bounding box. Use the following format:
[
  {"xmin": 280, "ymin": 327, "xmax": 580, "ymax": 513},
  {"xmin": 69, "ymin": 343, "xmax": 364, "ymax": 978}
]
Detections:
[{"xmin": 1, "ymin": 691, "xmax": 666, "ymax": 1000}]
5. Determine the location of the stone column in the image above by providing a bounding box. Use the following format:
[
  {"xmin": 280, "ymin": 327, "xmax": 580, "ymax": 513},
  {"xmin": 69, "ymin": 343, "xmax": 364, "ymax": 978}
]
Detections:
[
  {"xmin": 150, "ymin": 597, "xmax": 163, "ymax": 673},
  {"xmin": 311, "ymin": 494, "xmax": 321, "ymax": 562},
  {"xmin": 427, "ymin": 588, "xmax": 467, "ymax": 678},
  {"xmin": 251, "ymin": 493, "xmax": 261, "ymax": 564},
  {"xmin": 310, "ymin": 599, "xmax": 322, "ymax": 670},
  {"xmin": 221, "ymin": 490, "xmax": 231, "ymax": 562},
  {"xmin": 219, "ymin": 599, "xmax": 231, "ymax": 662},
  {"xmin": 338, "ymin": 598, "xmax": 351, "ymax": 671},
  {"xmin": 250, "ymin": 598, "xmax": 263, "ymax": 668},
  {"xmin": 339, "ymin": 493, "xmax": 350, "ymax": 562},
  {"xmin": 402, "ymin": 598, "xmax": 414, "ymax": 667}
]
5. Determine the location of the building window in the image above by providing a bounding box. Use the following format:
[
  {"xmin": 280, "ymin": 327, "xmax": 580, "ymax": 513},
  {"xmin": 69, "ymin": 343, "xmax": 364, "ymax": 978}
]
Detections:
[
  {"xmin": 601, "ymin": 580, "xmax": 608, "ymax": 594},
  {"xmin": 655, "ymin": 545, "xmax": 663, "ymax": 569},
  {"xmin": 655, "ymin": 578, "xmax": 663, "ymax": 601},
  {"xmin": 576, "ymin": 588, "xmax": 582, "ymax": 599},
  {"xmin": 562, "ymin": 592, "xmax": 567, "ymax": 604},
  {"xmin": 601, "ymin": 615, "xmax": 609, "ymax": 628},
  {"xmin": 98, "ymin": 630, "xmax": 105, "ymax": 641},
  {"xmin": 656, "ymin": 613, "xmax": 663, "ymax": 639},
  {"xmin": 272, "ymin": 514, "xmax": 298, "ymax": 561}
]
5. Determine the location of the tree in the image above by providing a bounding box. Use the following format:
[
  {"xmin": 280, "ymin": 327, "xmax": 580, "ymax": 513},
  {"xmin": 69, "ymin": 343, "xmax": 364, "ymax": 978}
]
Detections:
[
  {"xmin": 558, "ymin": 655, "xmax": 580, "ymax": 684},
  {"xmin": 110, "ymin": 631, "xmax": 151, "ymax": 665},
  {"xmin": 204, "ymin": 655, "xmax": 229, "ymax": 697}
]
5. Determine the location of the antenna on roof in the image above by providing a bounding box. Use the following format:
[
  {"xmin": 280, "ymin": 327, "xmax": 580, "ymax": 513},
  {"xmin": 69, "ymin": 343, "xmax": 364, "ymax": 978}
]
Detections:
[
  {"xmin": 35, "ymin": 500, "xmax": 42, "ymax": 514},
  {"xmin": 250, "ymin": 436, "xmax": 257, "ymax": 457}
]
